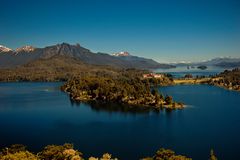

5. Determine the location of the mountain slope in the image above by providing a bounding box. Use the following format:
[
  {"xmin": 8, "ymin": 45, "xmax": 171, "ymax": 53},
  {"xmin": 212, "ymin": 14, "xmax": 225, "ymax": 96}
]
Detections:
[
  {"xmin": 0, "ymin": 50, "xmax": 42, "ymax": 68},
  {"xmin": 114, "ymin": 53, "xmax": 172, "ymax": 69},
  {"xmin": 0, "ymin": 56, "xmax": 121, "ymax": 81}
]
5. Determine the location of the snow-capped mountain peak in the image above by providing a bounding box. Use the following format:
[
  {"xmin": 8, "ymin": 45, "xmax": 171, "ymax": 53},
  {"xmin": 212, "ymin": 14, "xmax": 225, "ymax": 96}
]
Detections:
[
  {"xmin": 0, "ymin": 45, "xmax": 13, "ymax": 52},
  {"xmin": 16, "ymin": 45, "xmax": 35, "ymax": 53},
  {"xmin": 112, "ymin": 51, "xmax": 130, "ymax": 57}
]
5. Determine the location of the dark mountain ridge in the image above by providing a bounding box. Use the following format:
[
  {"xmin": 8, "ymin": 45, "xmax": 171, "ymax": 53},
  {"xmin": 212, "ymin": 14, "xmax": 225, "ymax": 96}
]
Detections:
[{"xmin": 0, "ymin": 43, "xmax": 174, "ymax": 69}]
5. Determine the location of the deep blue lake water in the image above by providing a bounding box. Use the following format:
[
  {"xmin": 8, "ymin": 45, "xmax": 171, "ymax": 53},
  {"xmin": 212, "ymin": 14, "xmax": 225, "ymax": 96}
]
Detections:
[
  {"xmin": 0, "ymin": 82, "xmax": 240, "ymax": 160},
  {"xmin": 153, "ymin": 66, "xmax": 231, "ymax": 78}
]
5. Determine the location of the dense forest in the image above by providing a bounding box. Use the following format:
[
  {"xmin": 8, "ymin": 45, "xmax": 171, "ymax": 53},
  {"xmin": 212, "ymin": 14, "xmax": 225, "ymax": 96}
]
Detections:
[
  {"xmin": 0, "ymin": 56, "xmax": 122, "ymax": 82},
  {"xmin": 0, "ymin": 143, "xmax": 217, "ymax": 160},
  {"xmin": 61, "ymin": 70, "xmax": 183, "ymax": 109}
]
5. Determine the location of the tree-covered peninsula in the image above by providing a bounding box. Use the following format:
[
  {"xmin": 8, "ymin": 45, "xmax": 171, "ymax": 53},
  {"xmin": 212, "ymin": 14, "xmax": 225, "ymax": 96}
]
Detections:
[
  {"xmin": 210, "ymin": 68, "xmax": 240, "ymax": 91},
  {"xmin": 172, "ymin": 68, "xmax": 240, "ymax": 92},
  {"xmin": 61, "ymin": 71, "xmax": 183, "ymax": 110}
]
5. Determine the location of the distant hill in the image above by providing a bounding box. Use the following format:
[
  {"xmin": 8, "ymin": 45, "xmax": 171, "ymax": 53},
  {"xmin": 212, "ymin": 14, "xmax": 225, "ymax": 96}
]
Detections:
[
  {"xmin": 173, "ymin": 57, "xmax": 240, "ymax": 68},
  {"xmin": 112, "ymin": 51, "xmax": 173, "ymax": 69},
  {"xmin": 215, "ymin": 61, "xmax": 240, "ymax": 68},
  {"xmin": 198, "ymin": 57, "xmax": 240, "ymax": 67},
  {"xmin": 0, "ymin": 43, "xmax": 174, "ymax": 69}
]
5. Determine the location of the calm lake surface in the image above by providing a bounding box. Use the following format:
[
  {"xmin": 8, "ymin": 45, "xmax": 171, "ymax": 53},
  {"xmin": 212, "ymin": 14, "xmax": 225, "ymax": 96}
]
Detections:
[
  {"xmin": 0, "ymin": 82, "xmax": 240, "ymax": 160},
  {"xmin": 153, "ymin": 66, "xmax": 231, "ymax": 78}
]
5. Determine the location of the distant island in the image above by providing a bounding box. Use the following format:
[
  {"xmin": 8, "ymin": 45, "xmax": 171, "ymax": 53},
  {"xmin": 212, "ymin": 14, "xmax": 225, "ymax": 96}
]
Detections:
[{"xmin": 197, "ymin": 65, "xmax": 207, "ymax": 70}]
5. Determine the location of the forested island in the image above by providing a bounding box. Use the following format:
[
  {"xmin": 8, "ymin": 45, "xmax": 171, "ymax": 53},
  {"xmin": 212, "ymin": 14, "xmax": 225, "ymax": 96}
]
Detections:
[
  {"xmin": 0, "ymin": 143, "xmax": 218, "ymax": 160},
  {"xmin": 61, "ymin": 70, "xmax": 184, "ymax": 110},
  {"xmin": 197, "ymin": 65, "xmax": 207, "ymax": 70}
]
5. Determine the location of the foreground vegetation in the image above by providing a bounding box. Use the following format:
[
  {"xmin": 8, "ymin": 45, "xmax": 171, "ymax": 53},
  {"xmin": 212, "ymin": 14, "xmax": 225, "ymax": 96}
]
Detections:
[
  {"xmin": 61, "ymin": 71, "xmax": 183, "ymax": 109},
  {"xmin": 0, "ymin": 144, "xmax": 217, "ymax": 160}
]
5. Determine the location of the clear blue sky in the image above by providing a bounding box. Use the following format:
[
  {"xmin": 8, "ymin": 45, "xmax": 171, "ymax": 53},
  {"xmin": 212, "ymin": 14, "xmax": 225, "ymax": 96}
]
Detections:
[{"xmin": 1, "ymin": 0, "xmax": 240, "ymax": 62}]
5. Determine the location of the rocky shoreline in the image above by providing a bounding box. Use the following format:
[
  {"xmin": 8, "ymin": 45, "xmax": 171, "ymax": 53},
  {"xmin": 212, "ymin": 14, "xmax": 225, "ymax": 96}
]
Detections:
[{"xmin": 65, "ymin": 92, "xmax": 185, "ymax": 110}]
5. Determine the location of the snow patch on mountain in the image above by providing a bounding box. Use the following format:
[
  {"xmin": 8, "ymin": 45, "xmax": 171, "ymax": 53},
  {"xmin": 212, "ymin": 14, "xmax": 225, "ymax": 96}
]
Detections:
[
  {"xmin": 112, "ymin": 51, "xmax": 130, "ymax": 57},
  {"xmin": 0, "ymin": 45, "xmax": 12, "ymax": 52},
  {"xmin": 16, "ymin": 46, "xmax": 35, "ymax": 53}
]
